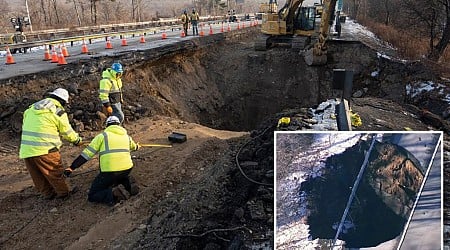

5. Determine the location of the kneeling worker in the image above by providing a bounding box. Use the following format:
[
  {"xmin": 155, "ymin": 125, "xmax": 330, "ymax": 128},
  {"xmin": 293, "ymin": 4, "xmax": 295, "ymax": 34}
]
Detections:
[{"xmin": 64, "ymin": 116, "xmax": 140, "ymax": 206}]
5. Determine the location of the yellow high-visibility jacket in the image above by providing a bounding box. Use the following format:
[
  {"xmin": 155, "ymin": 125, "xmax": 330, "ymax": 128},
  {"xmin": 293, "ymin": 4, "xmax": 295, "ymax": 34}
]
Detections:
[
  {"xmin": 19, "ymin": 98, "xmax": 81, "ymax": 159},
  {"xmin": 181, "ymin": 14, "xmax": 189, "ymax": 24},
  {"xmin": 99, "ymin": 68, "xmax": 123, "ymax": 105},
  {"xmin": 191, "ymin": 12, "xmax": 199, "ymax": 21},
  {"xmin": 81, "ymin": 125, "xmax": 138, "ymax": 172}
]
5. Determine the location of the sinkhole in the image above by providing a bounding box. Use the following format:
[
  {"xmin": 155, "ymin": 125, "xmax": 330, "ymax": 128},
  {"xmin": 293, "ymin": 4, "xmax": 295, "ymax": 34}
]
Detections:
[{"xmin": 300, "ymin": 138, "xmax": 423, "ymax": 248}]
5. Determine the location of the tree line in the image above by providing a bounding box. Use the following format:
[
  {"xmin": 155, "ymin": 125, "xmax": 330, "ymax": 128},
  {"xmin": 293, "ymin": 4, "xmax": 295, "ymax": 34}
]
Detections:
[
  {"xmin": 1, "ymin": 0, "xmax": 448, "ymax": 63},
  {"xmin": 344, "ymin": 0, "xmax": 449, "ymax": 63}
]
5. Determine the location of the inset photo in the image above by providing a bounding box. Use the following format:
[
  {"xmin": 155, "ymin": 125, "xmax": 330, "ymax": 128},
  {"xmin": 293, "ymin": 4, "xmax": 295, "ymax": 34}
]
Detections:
[{"xmin": 275, "ymin": 132, "xmax": 442, "ymax": 249}]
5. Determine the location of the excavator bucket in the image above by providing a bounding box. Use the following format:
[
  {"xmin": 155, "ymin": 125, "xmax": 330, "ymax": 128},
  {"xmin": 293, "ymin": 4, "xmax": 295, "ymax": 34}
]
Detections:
[{"xmin": 304, "ymin": 48, "xmax": 327, "ymax": 66}]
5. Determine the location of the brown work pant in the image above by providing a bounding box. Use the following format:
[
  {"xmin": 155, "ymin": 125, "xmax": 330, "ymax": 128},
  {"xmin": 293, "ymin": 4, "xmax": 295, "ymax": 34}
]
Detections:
[{"xmin": 24, "ymin": 151, "xmax": 70, "ymax": 198}]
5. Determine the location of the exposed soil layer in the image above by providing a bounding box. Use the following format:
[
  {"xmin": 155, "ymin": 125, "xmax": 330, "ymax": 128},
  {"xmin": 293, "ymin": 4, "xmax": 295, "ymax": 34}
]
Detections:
[{"xmin": 0, "ymin": 27, "xmax": 448, "ymax": 249}]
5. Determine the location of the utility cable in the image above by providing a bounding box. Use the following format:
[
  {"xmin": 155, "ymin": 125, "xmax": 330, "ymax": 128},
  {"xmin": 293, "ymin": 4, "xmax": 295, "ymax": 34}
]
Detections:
[
  {"xmin": 396, "ymin": 135, "xmax": 442, "ymax": 250},
  {"xmin": 235, "ymin": 125, "xmax": 274, "ymax": 187}
]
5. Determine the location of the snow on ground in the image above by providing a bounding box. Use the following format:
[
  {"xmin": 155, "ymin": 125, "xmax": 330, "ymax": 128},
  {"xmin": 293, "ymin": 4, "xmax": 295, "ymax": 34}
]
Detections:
[
  {"xmin": 406, "ymin": 81, "xmax": 450, "ymax": 107},
  {"xmin": 276, "ymin": 132, "xmax": 366, "ymax": 249}
]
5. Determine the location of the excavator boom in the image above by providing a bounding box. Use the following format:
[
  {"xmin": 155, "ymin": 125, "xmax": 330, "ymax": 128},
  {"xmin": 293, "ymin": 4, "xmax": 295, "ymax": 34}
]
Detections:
[{"xmin": 304, "ymin": 0, "xmax": 338, "ymax": 65}]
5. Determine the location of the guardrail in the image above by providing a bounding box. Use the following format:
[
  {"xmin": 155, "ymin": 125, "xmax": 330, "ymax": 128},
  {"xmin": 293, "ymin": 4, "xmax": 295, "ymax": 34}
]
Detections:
[{"xmin": 0, "ymin": 15, "xmax": 229, "ymax": 44}]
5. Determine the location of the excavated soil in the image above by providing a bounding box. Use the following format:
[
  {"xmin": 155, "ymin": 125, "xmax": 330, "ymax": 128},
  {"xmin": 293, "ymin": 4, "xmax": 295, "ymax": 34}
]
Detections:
[{"xmin": 0, "ymin": 27, "xmax": 448, "ymax": 249}]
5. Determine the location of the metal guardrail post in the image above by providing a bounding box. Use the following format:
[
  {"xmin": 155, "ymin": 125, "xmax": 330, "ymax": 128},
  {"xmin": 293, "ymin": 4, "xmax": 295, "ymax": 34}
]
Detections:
[{"xmin": 332, "ymin": 69, "xmax": 354, "ymax": 131}]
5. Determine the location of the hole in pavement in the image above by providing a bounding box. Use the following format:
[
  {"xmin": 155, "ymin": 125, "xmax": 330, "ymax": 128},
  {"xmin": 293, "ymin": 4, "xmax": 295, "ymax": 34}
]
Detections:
[{"xmin": 300, "ymin": 138, "xmax": 423, "ymax": 248}]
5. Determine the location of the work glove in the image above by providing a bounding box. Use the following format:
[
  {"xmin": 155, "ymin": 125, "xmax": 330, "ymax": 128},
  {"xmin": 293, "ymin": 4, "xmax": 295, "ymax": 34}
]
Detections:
[
  {"xmin": 63, "ymin": 167, "xmax": 73, "ymax": 177},
  {"xmin": 73, "ymin": 137, "xmax": 82, "ymax": 146},
  {"xmin": 102, "ymin": 105, "xmax": 113, "ymax": 115}
]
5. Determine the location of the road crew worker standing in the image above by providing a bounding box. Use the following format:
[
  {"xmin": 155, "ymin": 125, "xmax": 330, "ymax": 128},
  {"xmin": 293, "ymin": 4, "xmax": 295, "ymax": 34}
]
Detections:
[
  {"xmin": 19, "ymin": 88, "xmax": 82, "ymax": 200},
  {"xmin": 190, "ymin": 9, "xmax": 200, "ymax": 36},
  {"xmin": 99, "ymin": 62, "xmax": 125, "ymax": 123},
  {"xmin": 181, "ymin": 10, "xmax": 190, "ymax": 36},
  {"xmin": 64, "ymin": 116, "xmax": 140, "ymax": 206}
]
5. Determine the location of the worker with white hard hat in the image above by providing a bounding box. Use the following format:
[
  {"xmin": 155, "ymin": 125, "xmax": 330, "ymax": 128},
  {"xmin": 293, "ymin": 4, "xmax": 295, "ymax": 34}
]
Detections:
[
  {"xmin": 64, "ymin": 115, "xmax": 140, "ymax": 206},
  {"xmin": 19, "ymin": 87, "xmax": 82, "ymax": 200}
]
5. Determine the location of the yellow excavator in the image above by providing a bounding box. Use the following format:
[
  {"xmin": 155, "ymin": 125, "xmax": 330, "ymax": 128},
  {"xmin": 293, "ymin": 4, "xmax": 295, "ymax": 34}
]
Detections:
[{"xmin": 255, "ymin": 0, "xmax": 338, "ymax": 66}]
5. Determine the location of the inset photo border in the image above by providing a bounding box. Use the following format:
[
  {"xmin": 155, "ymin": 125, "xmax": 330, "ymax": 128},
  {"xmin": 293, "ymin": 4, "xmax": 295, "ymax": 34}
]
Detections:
[{"xmin": 274, "ymin": 131, "xmax": 443, "ymax": 250}]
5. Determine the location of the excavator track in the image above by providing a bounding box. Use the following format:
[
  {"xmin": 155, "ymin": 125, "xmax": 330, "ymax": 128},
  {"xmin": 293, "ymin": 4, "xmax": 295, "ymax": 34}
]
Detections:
[{"xmin": 254, "ymin": 35, "xmax": 269, "ymax": 51}]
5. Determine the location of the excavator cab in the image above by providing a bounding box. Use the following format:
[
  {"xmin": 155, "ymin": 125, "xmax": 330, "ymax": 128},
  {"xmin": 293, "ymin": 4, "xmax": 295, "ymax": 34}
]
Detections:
[
  {"xmin": 294, "ymin": 6, "xmax": 316, "ymax": 34},
  {"xmin": 256, "ymin": 0, "xmax": 317, "ymax": 51}
]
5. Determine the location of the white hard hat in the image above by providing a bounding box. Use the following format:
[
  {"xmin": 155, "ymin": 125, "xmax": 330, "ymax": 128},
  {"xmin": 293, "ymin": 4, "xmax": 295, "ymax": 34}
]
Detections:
[
  {"xmin": 50, "ymin": 88, "xmax": 69, "ymax": 103},
  {"xmin": 106, "ymin": 115, "xmax": 120, "ymax": 125}
]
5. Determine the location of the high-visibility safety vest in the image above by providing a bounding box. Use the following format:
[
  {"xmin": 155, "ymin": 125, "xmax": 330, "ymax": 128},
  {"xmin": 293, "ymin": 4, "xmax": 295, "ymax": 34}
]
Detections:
[
  {"xmin": 190, "ymin": 12, "xmax": 199, "ymax": 21},
  {"xmin": 81, "ymin": 125, "xmax": 138, "ymax": 172},
  {"xmin": 99, "ymin": 68, "xmax": 123, "ymax": 105},
  {"xmin": 181, "ymin": 14, "xmax": 189, "ymax": 24},
  {"xmin": 19, "ymin": 98, "xmax": 80, "ymax": 159}
]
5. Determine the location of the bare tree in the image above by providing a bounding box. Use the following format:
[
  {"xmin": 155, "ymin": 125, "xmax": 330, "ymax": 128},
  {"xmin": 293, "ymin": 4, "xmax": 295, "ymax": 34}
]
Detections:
[{"xmin": 402, "ymin": 0, "xmax": 450, "ymax": 61}]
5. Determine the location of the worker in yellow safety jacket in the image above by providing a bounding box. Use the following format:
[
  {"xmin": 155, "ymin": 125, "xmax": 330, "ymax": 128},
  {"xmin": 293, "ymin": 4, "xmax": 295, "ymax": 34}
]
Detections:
[
  {"xmin": 181, "ymin": 10, "xmax": 190, "ymax": 36},
  {"xmin": 190, "ymin": 9, "xmax": 200, "ymax": 36},
  {"xmin": 99, "ymin": 62, "xmax": 124, "ymax": 123},
  {"xmin": 19, "ymin": 88, "xmax": 82, "ymax": 200},
  {"xmin": 64, "ymin": 116, "xmax": 140, "ymax": 206}
]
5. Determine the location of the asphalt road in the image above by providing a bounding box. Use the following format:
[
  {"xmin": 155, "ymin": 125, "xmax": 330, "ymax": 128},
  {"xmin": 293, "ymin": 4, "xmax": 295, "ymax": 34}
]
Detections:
[{"xmin": 0, "ymin": 20, "xmax": 254, "ymax": 81}]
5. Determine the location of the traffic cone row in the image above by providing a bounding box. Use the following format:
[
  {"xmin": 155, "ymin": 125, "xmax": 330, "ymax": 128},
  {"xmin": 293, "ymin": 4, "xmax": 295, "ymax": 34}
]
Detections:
[{"xmin": 5, "ymin": 46, "xmax": 15, "ymax": 65}]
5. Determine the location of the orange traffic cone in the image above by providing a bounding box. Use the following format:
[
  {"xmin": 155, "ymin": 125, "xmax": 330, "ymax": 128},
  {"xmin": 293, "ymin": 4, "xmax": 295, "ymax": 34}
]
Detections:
[
  {"xmin": 43, "ymin": 45, "xmax": 51, "ymax": 61},
  {"xmin": 81, "ymin": 39, "xmax": 89, "ymax": 54},
  {"xmin": 242, "ymin": 22, "xmax": 245, "ymax": 29},
  {"xmin": 121, "ymin": 36, "xmax": 128, "ymax": 46},
  {"xmin": 5, "ymin": 46, "xmax": 15, "ymax": 65},
  {"xmin": 50, "ymin": 46, "xmax": 58, "ymax": 63},
  {"xmin": 227, "ymin": 23, "xmax": 231, "ymax": 32},
  {"xmin": 237, "ymin": 22, "xmax": 240, "ymax": 30},
  {"xmin": 140, "ymin": 34, "xmax": 145, "ymax": 43},
  {"xmin": 220, "ymin": 23, "xmax": 224, "ymax": 33},
  {"xmin": 162, "ymin": 31, "xmax": 167, "ymax": 39},
  {"xmin": 61, "ymin": 43, "xmax": 70, "ymax": 57},
  {"xmin": 57, "ymin": 46, "xmax": 67, "ymax": 66},
  {"xmin": 181, "ymin": 29, "xmax": 186, "ymax": 38},
  {"xmin": 105, "ymin": 38, "xmax": 113, "ymax": 49},
  {"xmin": 209, "ymin": 25, "xmax": 213, "ymax": 35},
  {"xmin": 199, "ymin": 24, "xmax": 204, "ymax": 36}
]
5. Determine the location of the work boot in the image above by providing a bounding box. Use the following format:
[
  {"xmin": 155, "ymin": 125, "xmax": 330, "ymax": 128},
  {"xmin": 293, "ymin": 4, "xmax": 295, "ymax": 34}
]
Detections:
[
  {"xmin": 112, "ymin": 184, "xmax": 130, "ymax": 202},
  {"xmin": 56, "ymin": 185, "xmax": 79, "ymax": 199},
  {"xmin": 42, "ymin": 192, "xmax": 56, "ymax": 200},
  {"xmin": 130, "ymin": 183, "xmax": 140, "ymax": 196},
  {"xmin": 129, "ymin": 176, "xmax": 140, "ymax": 196}
]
